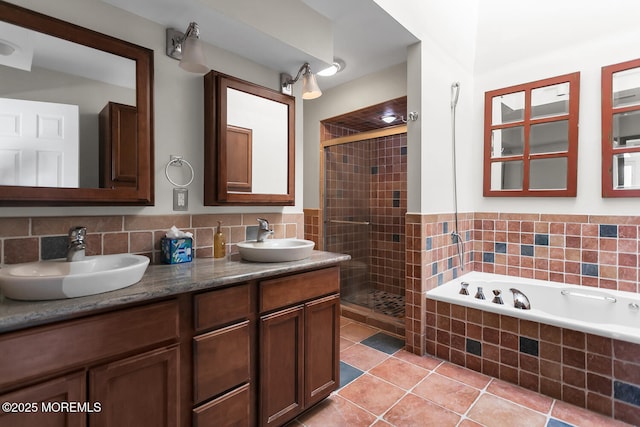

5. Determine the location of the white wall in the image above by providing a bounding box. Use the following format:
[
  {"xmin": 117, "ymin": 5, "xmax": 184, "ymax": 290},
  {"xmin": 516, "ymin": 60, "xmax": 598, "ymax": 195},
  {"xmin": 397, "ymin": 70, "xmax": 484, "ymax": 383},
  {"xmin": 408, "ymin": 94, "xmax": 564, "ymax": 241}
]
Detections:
[
  {"xmin": 2, "ymin": 0, "xmax": 304, "ymax": 217},
  {"xmin": 377, "ymin": 0, "xmax": 640, "ymax": 216},
  {"xmin": 470, "ymin": 20, "xmax": 640, "ymax": 215},
  {"xmin": 373, "ymin": 0, "xmax": 478, "ymax": 214}
]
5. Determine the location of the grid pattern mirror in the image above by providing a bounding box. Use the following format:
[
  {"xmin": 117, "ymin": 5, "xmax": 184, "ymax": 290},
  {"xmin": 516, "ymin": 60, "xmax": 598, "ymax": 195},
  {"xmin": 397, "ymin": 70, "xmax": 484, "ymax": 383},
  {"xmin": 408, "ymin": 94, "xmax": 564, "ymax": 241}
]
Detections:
[
  {"xmin": 602, "ymin": 58, "xmax": 640, "ymax": 197},
  {"xmin": 483, "ymin": 73, "xmax": 580, "ymax": 197}
]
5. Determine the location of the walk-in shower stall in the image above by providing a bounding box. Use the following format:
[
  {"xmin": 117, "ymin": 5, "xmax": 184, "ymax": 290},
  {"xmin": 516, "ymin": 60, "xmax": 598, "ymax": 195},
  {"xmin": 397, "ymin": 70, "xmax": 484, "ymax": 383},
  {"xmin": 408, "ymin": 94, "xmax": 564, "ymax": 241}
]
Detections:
[{"xmin": 323, "ymin": 131, "xmax": 407, "ymax": 329}]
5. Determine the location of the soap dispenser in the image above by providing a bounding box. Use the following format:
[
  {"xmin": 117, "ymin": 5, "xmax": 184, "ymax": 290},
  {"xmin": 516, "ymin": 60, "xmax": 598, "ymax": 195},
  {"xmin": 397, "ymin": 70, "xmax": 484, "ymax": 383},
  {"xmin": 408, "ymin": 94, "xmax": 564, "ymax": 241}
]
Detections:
[{"xmin": 214, "ymin": 221, "xmax": 226, "ymax": 258}]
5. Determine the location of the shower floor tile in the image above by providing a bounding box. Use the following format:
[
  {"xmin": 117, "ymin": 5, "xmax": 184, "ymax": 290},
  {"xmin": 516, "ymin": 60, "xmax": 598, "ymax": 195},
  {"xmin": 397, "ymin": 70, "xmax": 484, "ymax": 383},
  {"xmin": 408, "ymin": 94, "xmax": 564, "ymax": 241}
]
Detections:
[{"xmin": 344, "ymin": 289, "xmax": 405, "ymax": 320}]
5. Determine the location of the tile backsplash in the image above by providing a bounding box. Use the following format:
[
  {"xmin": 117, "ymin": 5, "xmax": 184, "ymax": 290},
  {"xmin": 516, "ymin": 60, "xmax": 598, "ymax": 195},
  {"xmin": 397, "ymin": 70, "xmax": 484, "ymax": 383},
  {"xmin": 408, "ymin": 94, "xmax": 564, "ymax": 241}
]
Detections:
[
  {"xmin": 471, "ymin": 213, "xmax": 640, "ymax": 294},
  {"xmin": 0, "ymin": 213, "xmax": 303, "ymax": 265}
]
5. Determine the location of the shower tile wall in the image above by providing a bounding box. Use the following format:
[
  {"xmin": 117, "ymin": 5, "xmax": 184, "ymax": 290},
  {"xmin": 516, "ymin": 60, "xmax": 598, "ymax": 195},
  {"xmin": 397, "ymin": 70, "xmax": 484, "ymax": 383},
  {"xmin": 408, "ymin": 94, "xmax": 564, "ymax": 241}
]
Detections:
[
  {"xmin": 324, "ymin": 133, "xmax": 407, "ymax": 301},
  {"xmin": 370, "ymin": 134, "xmax": 407, "ymax": 296}
]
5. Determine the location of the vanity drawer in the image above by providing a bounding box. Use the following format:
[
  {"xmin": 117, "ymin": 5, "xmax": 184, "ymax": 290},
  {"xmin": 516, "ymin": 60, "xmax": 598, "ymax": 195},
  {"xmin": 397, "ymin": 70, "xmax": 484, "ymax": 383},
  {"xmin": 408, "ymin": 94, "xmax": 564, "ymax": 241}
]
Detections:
[
  {"xmin": 0, "ymin": 300, "xmax": 179, "ymax": 390},
  {"xmin": 259, "ymin": 267, "xmax": 339, "ymax": 313},
  {"xmin": 193, "ymin": 283, "xmax": 250, "ymax": 331},
  {"xmin": 193, "ymin": 321, "xmax": 251, "ymax": 404},
  {"xmin": 193, "ymin": 383, "xmax": 250, "ymax": 427}
]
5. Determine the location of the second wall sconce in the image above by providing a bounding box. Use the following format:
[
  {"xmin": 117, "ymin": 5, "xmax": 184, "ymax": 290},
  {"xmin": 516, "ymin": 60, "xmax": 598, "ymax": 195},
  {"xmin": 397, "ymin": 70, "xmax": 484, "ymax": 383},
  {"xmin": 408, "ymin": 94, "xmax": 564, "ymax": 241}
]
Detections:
[
  {"xmin": 280, "ymin": 63, "xmax": 322, "ymax": 100},
  {"xmin": 166, "ymin": 22, "xmax": 209, "ymax": 74}
]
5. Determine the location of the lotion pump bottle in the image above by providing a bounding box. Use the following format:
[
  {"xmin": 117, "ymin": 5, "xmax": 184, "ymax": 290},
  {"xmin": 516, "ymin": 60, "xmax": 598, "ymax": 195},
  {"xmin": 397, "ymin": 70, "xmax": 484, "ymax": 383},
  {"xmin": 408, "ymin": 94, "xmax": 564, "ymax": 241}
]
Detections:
[{"xmin": 214, "ymin": 221, "xmax": 226, "ymax": 258}]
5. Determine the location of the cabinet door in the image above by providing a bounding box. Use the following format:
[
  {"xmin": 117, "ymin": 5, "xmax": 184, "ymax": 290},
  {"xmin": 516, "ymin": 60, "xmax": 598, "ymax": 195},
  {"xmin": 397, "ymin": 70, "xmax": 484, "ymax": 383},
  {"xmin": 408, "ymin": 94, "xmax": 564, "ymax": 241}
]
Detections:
[
  {"xmin": 89, "ymin": 346, "xmax": 179, "ymax": 427},
  {"xmin": 259, "ymin": 305, "xmax": 304, "ymax": 427},
  {"xmin": 0, "ymin": 372, "xmax": 85, "ymax": 427},
  {"xmin": 99, "ymin": 102, "xmax": 137, "ymax": 188},
  {"xmin": 305, "ymin": 294, "xmax": 340, "ymax": 407}
]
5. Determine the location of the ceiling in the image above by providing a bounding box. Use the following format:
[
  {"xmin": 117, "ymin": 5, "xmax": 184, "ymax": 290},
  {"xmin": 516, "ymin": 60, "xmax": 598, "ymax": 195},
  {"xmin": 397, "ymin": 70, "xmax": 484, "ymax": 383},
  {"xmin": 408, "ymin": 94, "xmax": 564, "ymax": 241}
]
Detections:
[
  {"xmin": 323, "ymin": 97, "xmax": 407, "ymax": 133},
  {"xmin": 100, "ymin": 0, "xmax": 418, "ymax": 91}
]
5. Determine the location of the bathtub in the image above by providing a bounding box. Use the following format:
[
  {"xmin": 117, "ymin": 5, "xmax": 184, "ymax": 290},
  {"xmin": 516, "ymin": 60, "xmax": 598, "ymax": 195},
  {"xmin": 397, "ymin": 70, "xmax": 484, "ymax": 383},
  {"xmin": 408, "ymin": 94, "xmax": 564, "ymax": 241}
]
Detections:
[{"xmin": 427, "ymin": 272, "xmax": 640, "ymax": 345}]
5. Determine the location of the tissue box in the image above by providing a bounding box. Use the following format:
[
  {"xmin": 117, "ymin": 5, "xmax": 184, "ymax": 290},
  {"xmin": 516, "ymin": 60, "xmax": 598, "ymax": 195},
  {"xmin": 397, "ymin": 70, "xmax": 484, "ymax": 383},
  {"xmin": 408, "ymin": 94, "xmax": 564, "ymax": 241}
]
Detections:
[{"xmin": 161, "ymin": 237, "xmax": 192, "ymax": 264}]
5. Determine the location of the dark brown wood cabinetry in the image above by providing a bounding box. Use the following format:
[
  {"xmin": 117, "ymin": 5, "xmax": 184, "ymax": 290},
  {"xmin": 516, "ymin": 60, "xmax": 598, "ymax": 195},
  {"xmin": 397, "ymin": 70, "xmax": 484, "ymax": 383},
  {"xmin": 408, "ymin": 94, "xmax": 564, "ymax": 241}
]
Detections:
[
  {"xmin": 0, "ymin": 372, "xmax": 86, "ymax": 427},
  {"xmin": 260, "ymin": 305, "xmax": 305, "ymax": 426},
  {"xmin": 191, "ymin": 283, "xmax": 254, "ymax": 426},
  {"xmin": 0, "ymin": 265, "xmax": 341, "ymax": 427},
  {"xmin": 89, "ymin": 346, "xmax": 179, "ymax": 427},
  {"xmin": 259, "ymin": 267, "xmax": 340, "ymax": 427},
  {"xmin": 0, "ymin": 301, "xmax": 179, "ymax": 427}
]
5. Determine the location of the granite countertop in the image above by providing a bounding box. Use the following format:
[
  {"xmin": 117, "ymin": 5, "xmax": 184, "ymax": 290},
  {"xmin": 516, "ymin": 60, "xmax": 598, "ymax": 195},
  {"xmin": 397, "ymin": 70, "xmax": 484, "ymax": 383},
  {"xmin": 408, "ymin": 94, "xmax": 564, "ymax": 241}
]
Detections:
[{"xmin": 0, "ymin": 250, "xmax": 350, "ymax": 334}]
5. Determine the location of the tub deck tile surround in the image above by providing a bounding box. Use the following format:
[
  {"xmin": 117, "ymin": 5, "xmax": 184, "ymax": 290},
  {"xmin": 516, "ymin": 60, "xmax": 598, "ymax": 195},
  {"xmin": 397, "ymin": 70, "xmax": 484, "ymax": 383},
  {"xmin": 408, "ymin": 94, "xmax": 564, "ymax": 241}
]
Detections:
[
  {"xmin": 291, "ymin": 317, "xmax": 632, "ymax": 427},
  {"xmin": 404, "ymin": 211, "xmax": 640, "ymax": 374},
  {"xmin": 425, "ymin": 299, "xmax": 640, "ymax": 425}
]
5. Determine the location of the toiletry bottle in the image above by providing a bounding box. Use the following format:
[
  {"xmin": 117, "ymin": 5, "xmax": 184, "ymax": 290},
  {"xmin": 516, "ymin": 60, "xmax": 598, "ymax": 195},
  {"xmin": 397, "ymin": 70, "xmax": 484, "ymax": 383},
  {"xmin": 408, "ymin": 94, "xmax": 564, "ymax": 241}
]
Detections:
[{"xmin": 214, "ymin": 221, "xmax": 226, "ymax": 258}]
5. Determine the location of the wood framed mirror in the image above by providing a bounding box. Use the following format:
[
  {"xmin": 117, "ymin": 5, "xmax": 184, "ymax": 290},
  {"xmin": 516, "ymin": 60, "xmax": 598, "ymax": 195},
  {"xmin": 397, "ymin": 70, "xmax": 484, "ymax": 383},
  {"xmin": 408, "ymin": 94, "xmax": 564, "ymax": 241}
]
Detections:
[
  {"xmin": 0, "ymin": 1, "xmax": 154, "ymax": 205},
  {"xmin": 483, "ymin": 72, "xmax": 580, "ymax": 197},
  {"xmin": 204, "ymin": 70, "xmax": 295, "ymax": 206}
]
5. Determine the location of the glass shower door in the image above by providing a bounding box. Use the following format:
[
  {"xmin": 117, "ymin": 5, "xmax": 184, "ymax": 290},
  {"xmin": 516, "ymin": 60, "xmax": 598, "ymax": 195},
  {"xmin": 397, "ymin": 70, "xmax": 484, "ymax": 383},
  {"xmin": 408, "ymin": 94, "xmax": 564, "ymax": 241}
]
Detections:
[{"xmin": 323, "ymin": 142, "xmax": 374, "ymax": 310}]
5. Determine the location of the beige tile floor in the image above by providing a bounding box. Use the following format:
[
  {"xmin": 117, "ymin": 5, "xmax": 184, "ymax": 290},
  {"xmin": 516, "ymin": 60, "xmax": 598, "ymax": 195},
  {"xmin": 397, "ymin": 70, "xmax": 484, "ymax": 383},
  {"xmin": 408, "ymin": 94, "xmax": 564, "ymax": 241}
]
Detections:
[{"xmin": 288, "ymin": 317, "xmax": 632, "ymax": 427}]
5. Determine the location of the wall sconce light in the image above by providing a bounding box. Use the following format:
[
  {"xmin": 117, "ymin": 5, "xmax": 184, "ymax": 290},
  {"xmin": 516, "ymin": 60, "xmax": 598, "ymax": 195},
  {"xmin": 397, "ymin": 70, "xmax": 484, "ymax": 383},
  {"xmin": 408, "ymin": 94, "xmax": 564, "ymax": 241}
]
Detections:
[
  {"xmin": 166, "ymin": 22, "xmax": 208, "ymax": 74},
  {"xmin": 280, "ymin": 63, "xmax": 322, "ymax": 100}
]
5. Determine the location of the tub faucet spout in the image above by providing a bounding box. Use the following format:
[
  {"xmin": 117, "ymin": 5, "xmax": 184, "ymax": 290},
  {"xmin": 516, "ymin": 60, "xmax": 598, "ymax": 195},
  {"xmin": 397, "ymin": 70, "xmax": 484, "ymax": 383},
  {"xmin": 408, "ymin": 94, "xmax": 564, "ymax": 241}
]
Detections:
[{"xmin": 510, "ymin": 288, "xmax": 531, "ymax": 310}]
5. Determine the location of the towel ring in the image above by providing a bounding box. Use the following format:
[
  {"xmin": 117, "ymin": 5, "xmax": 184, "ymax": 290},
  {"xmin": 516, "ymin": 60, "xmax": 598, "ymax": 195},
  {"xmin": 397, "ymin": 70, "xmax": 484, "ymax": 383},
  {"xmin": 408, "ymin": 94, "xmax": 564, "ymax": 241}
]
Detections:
[{"xmin": 165, "ymin": 157, "xmax": 194, "ymax": 188}]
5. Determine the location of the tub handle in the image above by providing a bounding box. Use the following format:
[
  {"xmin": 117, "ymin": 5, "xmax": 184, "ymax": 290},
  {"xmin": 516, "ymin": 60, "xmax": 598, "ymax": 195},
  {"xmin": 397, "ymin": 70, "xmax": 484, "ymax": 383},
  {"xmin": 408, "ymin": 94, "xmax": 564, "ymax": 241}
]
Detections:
[{"xmin": 560, "ymin": 289, "xmax": 617, "ymax": 303}]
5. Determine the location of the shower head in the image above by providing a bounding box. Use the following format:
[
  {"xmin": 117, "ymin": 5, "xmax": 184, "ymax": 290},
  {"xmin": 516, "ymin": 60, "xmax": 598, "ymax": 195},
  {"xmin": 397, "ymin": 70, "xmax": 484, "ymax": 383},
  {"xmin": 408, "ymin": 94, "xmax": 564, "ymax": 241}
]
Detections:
[{"xmin": 451, "ymin": 82, "xmax": 460, "ymax": 109}]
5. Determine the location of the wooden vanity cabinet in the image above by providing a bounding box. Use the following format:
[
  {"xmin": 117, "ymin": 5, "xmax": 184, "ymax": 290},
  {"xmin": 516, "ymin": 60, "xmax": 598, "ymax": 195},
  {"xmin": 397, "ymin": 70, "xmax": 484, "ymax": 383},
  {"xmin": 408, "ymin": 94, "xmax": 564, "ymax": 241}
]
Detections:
[
  {"xmin": 0, "ymin": 300, "xmax": 180, "ymax": 427},
  {"xmin": 0, "ymin": 263, "xmax": 342, "ymax": 427},
  {"xmin": 259, "ymin": 267, "xmax": 340, "ymax": 427}
]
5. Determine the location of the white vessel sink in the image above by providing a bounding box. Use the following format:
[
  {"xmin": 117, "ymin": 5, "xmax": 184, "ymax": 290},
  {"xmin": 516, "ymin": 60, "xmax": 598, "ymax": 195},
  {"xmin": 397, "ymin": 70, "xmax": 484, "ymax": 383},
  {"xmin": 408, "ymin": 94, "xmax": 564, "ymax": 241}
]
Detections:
[
  {"xmin": 0, "ymin": 253, "xmax": 150, "ymax": 301},
  {"xmin": 237, "ymin": 239, "xmax": 315, "ymax": 262}
]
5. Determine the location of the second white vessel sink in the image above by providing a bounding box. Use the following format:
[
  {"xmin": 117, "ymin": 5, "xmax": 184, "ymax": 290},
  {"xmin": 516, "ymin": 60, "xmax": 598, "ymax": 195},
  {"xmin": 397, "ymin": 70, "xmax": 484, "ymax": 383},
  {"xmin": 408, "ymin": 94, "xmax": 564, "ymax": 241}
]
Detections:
[
  {"xmin": 0, "ymin": 253, "xmax": 150, "ymax": 301},
  {"xmin": 237, "ymin": 239, "xmax": 315, "ymax": 262}
]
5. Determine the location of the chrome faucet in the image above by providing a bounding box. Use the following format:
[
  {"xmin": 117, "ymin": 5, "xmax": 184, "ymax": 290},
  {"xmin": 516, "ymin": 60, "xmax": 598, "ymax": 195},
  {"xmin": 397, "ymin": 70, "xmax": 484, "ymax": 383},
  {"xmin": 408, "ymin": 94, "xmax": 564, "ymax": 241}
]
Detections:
[
  {"xmin": 492, "ymin": 289, "xmax": 503, "ymax": 305},
  {"xmin": 256, "ymin": 218, "xmax": 274, "ymax": 242},
  {"xmin": 510, "ymin": 288, "xmax": 531, "ymax": 310},
  {"xmin": 459, "ymin": 282, "xmax": 470, "ymax": 295},
  {"xmin": 475, "ymin": 286, "xmax": 486, "ymax": 300},
  {"xmin": 67, "ymin": 226, "xmax": 87, "ymax": 262}
]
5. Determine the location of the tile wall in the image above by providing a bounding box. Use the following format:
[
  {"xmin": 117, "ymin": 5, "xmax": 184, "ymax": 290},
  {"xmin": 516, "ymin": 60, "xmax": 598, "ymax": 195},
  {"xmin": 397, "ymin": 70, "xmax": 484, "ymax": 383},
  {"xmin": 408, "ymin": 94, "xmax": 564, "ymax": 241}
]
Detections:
[
  {"xmin": 303, "ymin": 208, "xmax": 321, "ymax": 249},
  {"xmin": 0, "ymin": 213, "xmax": 303, "ymax": 265},
  {"xmin": 470, "ymin": 213, "xmax": 640, "ymax": 293},
  {"xmin": 369, "ymin": 134, "xmax": 407, "ymax": 296},
  {"xmin": 405, "ymin": 213, "xmax": 474, "ymax": 354},
  {"xmin": 425, "ymin": 299, "xmax": 640, "ymax": 424},
  {"xmin": 403, "ymin": 211, "xmax": 640, "ymax": 424}
]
